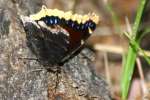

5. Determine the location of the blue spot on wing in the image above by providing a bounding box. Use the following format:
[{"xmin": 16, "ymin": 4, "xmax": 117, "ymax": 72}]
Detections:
[
  {"xmin": 38, "ymin": 16, "xmax": 97, "ymax": 32},
  {"xmin": 88, "ymin": 20, "xmax": 96, "ymax": 31}
]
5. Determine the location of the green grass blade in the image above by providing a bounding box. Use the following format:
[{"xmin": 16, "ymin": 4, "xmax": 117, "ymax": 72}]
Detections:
[
  {"xmin": 132, "ymin": 0, "xmax": 147, "ymax": 37},
  {"xmin": 121, "ymin": 43, "xmax": 138, "ymax": 100},
  {"xmin": 105, "ymin": 2, "xmax": 120, "ymax": 32},
  {"xmin": 121, "ymin": 0, "xmax": 147, "ymax": 100}
]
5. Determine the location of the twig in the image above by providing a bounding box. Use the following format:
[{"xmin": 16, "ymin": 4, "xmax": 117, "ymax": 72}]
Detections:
[
  {"xmin": 94, "ymin": 44, "xmax": 150, "ymax": 57},
  {"xmin": 103, "ymin": 52, "xmax": 111, "ymax": 85},
  {"xmin": 136, "ymin": 58, "xmax": 148, "ymax": 96}
]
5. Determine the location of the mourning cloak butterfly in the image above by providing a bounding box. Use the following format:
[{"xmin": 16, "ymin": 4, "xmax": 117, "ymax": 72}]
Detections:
[{"xmin": 21, "ymin": 6, "xmax": 99, "ymax": 65}]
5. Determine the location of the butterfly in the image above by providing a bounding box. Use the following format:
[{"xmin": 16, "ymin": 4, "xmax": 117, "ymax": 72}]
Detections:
[{"xmin": 21, "ymin": 5, "xmax": 99, "ymax": 65}]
